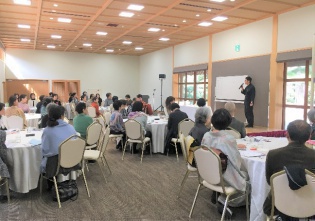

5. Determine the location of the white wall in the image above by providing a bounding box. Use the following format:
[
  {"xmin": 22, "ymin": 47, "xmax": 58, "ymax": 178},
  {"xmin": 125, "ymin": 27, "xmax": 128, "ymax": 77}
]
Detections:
[
  {"xmin": 174, "ymin": 36, "xmax": 209, "ymax": 67},
  {"xmin": 5, "ymin": 49, "xmax": 139, "ymax": 99},
  {"xmin": 139, "ymin": 47, "xmax": 173, "ymax": 110},
  {"xmin": 0, "ymin": 60, "xmax": 4, "ymax": 102},
  {"xmin": 212, "ymin": 18, "xmax": 273, "ymax": 61},
  {"xmin": 278, "ymin": 4, "xmax": 315, "ymax": 52}
]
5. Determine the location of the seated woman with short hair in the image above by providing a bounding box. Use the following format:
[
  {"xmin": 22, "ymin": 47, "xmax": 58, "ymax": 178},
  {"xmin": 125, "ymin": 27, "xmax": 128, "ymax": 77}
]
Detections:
[
  {"xmin": 110, "ymin": 100, "xmax": 126, "ymax": 149},
  {"xmin": 73, "ymin": 102, "xmax": 93, "ymax": 139},
  {"xmin": 90, "ymin": 96, "xmax": 101, "ymax": 117},
  {"xmin": 6, "ymin": 95, "xmax": 27, "ymax": 128}
]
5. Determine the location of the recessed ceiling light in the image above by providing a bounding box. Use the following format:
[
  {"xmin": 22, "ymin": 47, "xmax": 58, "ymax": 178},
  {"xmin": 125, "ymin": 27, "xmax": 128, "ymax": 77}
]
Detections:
[
  {"xmin": 59, "ymin": 44, "xmax": 61, "ymax": 46},
  {"xmin": 174, "ymin": 24, "xmax": 178, "ymax": 27},
  {"xmin": 96, "ymin": 31, "xmax": 107, "ymax": 36},
  {"xmin": 212, "ymin": 16, "xmax": 228, "ymax": 21},
  {"xmin": 135, "ymin": 47, "xmax": 143, "ymax": 50},
  {"xmin": 207, "ymin": 9, "xmax": 212, "ymax": 12},
  {"xmin": 196, "ymin": 14, "xmax": 200, "ymax": 17},
  {"xmin": 50, "ymin": 17, "xmax": 53, "ymax": 20},
  {"xmin": 119, "ymin": 12, "xmax": 134, "ymax": 18},
  {"xmin": 51, "ymin": 35, "xmax": 62, "ymax": 39},
  {"xmin": 127, "ymin": 4, "xmax": 144, "ymax": 11},
  {"xmin": 148, "ymin": 28, "xmax": 160, "ymax": 32},
  {"xmin": 162, "ymin": 29, "xmax": 165, "ymax": 32},
  {"xmin": 210, "ymin": 0, "xmax": 225, "ymax": 2},
  {"xmin": 18, "ymin": 24, "xmax": 30, "ymax": 29},
  {"xmin": 52, "ymin": 10, "xmax": 56, "ymax": 12},
  {"xmin": 13, "ymin": 0, "xmax": 31, "ymax": 5},
  {"xmin": 122, "ymin": 41, "xmax": 132, "ymax": 45},
  {"xmin": 20, "ymin": 38, "xmax": 30, "ymax": 42},
  {"xmin": 83, "ymin": 43, "xmax": 92, "ymax": 47},
  {"xmin": 106, "ymin": 49, "xmax": 114, "ymax": 52},
  {"xmin": 57, "ymin": 18, "xmax": 71, "ymax": 23},
  {"xmin": 47, "ymin": 45, "xmax": 55, "ymax": 49},
  {"xmin": 53, "ymin": 3, "xmax": 58, "ymax": 7},
  {"xmin": 183, "ymin": 20, "xmax": 186, "ymax": 23},
  {"xmin": 159, "ymin": 38, "xmax": 169, "ymax": 41},
  {"xmin": 42, "ymin": 43, "xmax": 45, "ymax": 45},
  {"xmin": 198, "ymin": 22, "xmax": 213, "ymax": 27},
  {"xmin": 230, "ymin": 0, "xmax": 235, "ymax": 1},
  {"xmin": 75, "ymin": 46, "xmax": 77, "ymax": 47}
]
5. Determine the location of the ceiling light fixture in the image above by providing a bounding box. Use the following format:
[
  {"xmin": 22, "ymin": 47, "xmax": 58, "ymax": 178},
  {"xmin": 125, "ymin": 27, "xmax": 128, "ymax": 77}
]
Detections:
[
  {"xmin": 159, "ymin": 38, "xmax": 169, "ymax": 41},
  {"xmin": 148, "ymin": 28, "xmax": 160, "ymax": 32},
  {"xmin": 196, "ymin": 14, "xmax": 200, "ymax": 17},
  {"xmin": 183, "ymin": 20, "xmax": 187, "ymax": 23},
  {"xmin": 212, "ymin": 16, "xmax": 228, "ymax": 21},
  {"xmin": 50, "ymin": 17, "xmax": 53, "ymax": 20},
  {"xmin": 119, "ymin": 12, "xmax": 134, "ymax": 18},
  {"xmin": 51, "ymin": 35, "xmax": 62, "ymax": 39},
  {"xmin": 207, "ymin": 9, "xmax": 212, "ymax": 12},
  {"xmin": 83, "ymin": 43, "xmax": 92, "ymax": 47},
  {"xmin": 13, "ymin": 0, "xmax": 31, "ymax": 5},
  {"xmin": 127, "ymin": 4, "xmax": 144, "ymax": 11},
  {"xmin": 47, "ymin": 45, "xmax": 56, "ymax": 49},
  {"xmin": 135, "ymin": 47, "xmax": 143, "ymax": 50},
  {"xmin": 198, "ymin": 22, "xmax": 213, "ymax": 27},
  {"xmin": 106, "ymin": 49, "xmax": 114, "ymax": 52},
  {"xmin": 96, "ymin": 31, "xmax": 108, "ymax": 36},
  {"xmin": 53, "ymin": 3, "xmax": 58, "ymax": 7},
  {"xmin": 210, "ymin": 0, "xmax": 225, "ymax": 2},
  {"xmin": 122, "ymin": 41, "xmax": 132, "ymax": 45},
  {"xmin": 18, "ymin": 24, "xmax": 30, "ymax": 29},
  {"xmin": 57, "ymin": 18, "xmax": 71, "ymax": 23},
  {"xmin": 20, "ymin": 38, "xmax": 30, "ymax": 42}
]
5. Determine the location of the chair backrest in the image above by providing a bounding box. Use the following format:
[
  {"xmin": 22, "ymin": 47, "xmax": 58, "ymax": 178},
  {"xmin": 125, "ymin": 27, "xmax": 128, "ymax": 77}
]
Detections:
[
  {"xmin": 96, "ymin": 116, "xmax": 106, "ymax": 132},
  {"xmin": 178, "ymin": 119, "xmax": 194, "ymax": 137},
  {"xmin": 7, "ymin": 116, "xmax": 23, "ymax": 130},
  {"xmin": 57, "ymin": 135, "xmax": 85, "ymax": 175},
  {"xmin": 104, "ymin": 112, "xmax": 111, "ymax": 126},
  {"xmin": 179, "ymin": 133, "xmax": 187, "ymax": 161},
  {"xmin": 125, "ymin": 119, "xmax": 142, "ymax": 140},
  {"xmin": 86, "ymin": 122, "xmax": 102, "ymax": 145},
  {"xmin": 194, "ymin": 147, "xmax": 225, "ymax": 189},
  {"xmin": 87, "ymin": 107, "xmax": 96, "ymax": 118},
  {"xmin": 225, "ymin": 127, "xmax": 241, "ymax": 139},
  {"xmin": 1, "ymin": 116, "xmax": 8, "ymax": 129},
  {"xmin": 99, "ymin": 127, "xmax": 110, "ymax": 156},
  {"xmin": 184, "ymin": 135, "xmax": 195, "ymax": 164},
  {"xmin": 271, "ymin": 170, "xmax": 315, "ymax": 218}
]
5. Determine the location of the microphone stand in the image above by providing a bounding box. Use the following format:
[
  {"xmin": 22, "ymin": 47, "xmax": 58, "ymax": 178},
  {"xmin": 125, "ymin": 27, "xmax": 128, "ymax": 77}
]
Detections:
[
  {"xmin": 152, "ymin": 89, "xmax": 156, "ymax": 110},
  {"xmin": 154, "ymin": 78, "xmax": 164, "ymax": 112}
]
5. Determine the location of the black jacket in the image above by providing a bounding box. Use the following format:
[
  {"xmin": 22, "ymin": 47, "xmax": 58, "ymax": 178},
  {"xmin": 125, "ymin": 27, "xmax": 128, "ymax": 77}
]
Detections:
[{"xmin": 241, "ymin": 83, "xmax": 255, "ymax": 105}]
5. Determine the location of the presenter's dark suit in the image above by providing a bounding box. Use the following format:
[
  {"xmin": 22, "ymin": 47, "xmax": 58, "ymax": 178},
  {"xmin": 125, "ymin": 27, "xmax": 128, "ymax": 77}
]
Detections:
[
  {"xmin": 241, "ymin": 83, "xmax": 255, "ymax": 127},
  {"xmin": 263, "ymin": 142, "xmax": 315, "ymax": 217}
]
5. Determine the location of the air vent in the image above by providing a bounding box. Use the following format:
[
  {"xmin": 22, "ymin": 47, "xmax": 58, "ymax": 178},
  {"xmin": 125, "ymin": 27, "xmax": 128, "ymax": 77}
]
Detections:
[
  {"xmin": 146, "ymin": 22, "xmax": 179, "ymax": 28},
  {"xmin": 179, "ymin": 3, "xmax": 222, "ymax": 11},
  {"xmin": 107, "ymin": 23, "xmax": 118, "ymax": 27},
  {"xmin": 43, "ymin": 10, "xmax": 91, "ymax": 18}
]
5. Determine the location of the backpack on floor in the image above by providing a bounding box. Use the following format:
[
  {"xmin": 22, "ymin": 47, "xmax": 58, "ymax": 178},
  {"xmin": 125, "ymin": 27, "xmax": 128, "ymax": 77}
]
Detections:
[{"xmin": 52, "ymin": 180, "xmax": 78, "ymax": 202}]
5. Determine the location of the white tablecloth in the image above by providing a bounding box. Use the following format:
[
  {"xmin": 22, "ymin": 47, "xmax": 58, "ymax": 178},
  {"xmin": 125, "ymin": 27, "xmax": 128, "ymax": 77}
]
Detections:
[
  {"xmin": 6, "ymin": 130, "xmax": 43, "ymax": 193},
  {"xmin": 146, "ymin": 116, "xmax": 168, "ymax": 153},
  {"xmin": 25, "ymin": 113, "xmax": 41, "ymax": 128},
  {"xmin": 237, "ymin": 137, "xmax": 288, "ymax": 221}
]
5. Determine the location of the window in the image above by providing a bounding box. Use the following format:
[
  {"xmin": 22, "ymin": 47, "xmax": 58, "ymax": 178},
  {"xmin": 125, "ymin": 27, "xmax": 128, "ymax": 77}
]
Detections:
[
  {"xmin": 283, "ymin": 60, "xmax": 313, "ymax": 128},
  {"xmin": 177, "ymin": 70, "xmax": 208, "ymax": 105}
]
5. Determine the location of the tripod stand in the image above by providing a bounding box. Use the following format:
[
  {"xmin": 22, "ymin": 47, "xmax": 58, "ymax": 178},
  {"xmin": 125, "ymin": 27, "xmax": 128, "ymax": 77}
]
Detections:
[{"xmin": 154, "ymin": 78, "xmax": 164, "ymax": 112}]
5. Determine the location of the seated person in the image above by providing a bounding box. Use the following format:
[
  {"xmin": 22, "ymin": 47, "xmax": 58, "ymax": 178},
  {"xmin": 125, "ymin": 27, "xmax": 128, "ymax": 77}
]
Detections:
[
  {"xmin": 73, "ymin": 102, "xmax": 93, "ymax": 139},
  {"xmin": 90, "ymin": 96, "xmax": 101, "ymax": 117},
  {"xmin": 110, "ymin": 100, "xmax": 126, "ymax": 149},
  {"xmin": 125, "ymin": 94, "xmax": 131, "ymax": 101},
  {"xmin": 196, "ymin": 98, "xmax": 206, "ymax": 107},
  {"xmin": 165, "ymin": 96, "xmax": 175, "ymax": 115},
  {"xmin": 41, "ymin": 103, "xmax": 57, "ymax": 128},
  {"xmin": 96, "ymin": 93, "xmax": 102, "ymax": 106},
  {"xmin": 188, "ymin": 107, "xmax": 212, "ymax": 166},
  {"xmin": 202, "ymin": 108, "xmax": 248, "ymax": 217},
  {"xmin": 119, "ymin": 100, "xmax": 128, "ymax": 119},
  {"xmin": 109, "ymin": 96, "xmax": 118, "ymax": 113},
  {"xmin": 41, "ymin": 105, "xmax": 77, "ymax": 175},
  {"xmin": 128, "ymin": 101, "xmax": 152, "ymax": 153},
  {"xmin": 18, "ymin": 94, "xmax": 30, "ymax": 113},
  {"xmin": 6, "ymin": 95, "xmax": 27, "ymax": 128},
  {"xmin": 307, "ymin": 109, "xmax": 315, "ymax": 140},
  {"xmin": 80, "ymin": 94, "xmax": 87, "ymax": 103},
  {"xmin": 0, "ymin": 103, "xmax": 7, "ymax": 130},
  {"xmin": 52, "ymin": 93, "xmax": 61, "ymax": 106},
  {"xmin": 40, "ymin": 97, "xmax": 53, "ymax": 117},
  {"xmin": 29, "ymin": 93, "xmax": 38, "ymax": 107},
  {"xmin": 136, "ymin": 94, "xmax": 153, "ymax": 115},
  {"xmin": 36, "ymin": 95, "xmax": 45, "ymax": 114},
  {"xmin": 126, "ymin": 100, "xmax": 132, "ymax": 116},
  {"xmin": 263, "ymin": 120, "xmax": 315, "ymax": 220},
  {"xmin": 224, "ymin": 102, "xmax": 246, "ymax": 138},
  {"xmin": 104, "ymin": 92, "xmax": 113, "ymax": 107},
  {"xmin": 164, "ymin": 103, "xmax": 188, "ymax": 153}
]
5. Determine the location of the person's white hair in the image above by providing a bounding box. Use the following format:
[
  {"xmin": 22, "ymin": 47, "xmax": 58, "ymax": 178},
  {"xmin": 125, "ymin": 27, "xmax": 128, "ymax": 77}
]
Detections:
[
  {"xmin": 224, "ymin": 102, "xmax": 236, "ymax": 115},
  {"xmin": 195, "ymin": 107, "xmax": 212, "ymax": 124}
]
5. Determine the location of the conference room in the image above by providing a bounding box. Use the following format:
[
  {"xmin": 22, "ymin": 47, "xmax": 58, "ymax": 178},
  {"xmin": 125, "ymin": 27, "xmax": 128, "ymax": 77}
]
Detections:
[{"xmin": 0, "ymin": 0, "xmax": 315, "ymax": 220}]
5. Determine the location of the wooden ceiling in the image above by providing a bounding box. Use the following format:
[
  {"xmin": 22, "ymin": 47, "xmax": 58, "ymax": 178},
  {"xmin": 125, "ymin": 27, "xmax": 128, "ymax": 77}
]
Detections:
[{"xmin": 0, "ymin": 0, "xmax": 314, "ymax": 56}]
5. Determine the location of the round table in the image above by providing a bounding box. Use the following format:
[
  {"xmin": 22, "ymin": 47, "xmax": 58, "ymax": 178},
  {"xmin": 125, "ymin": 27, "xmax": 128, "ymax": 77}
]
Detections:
[{"xmin": 146, "ymin": 116, "xmax": 168, "ymax": 153}]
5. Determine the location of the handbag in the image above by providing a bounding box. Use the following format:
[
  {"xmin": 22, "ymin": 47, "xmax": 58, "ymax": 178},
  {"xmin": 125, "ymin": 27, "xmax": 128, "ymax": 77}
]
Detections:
[{"xmin": 52, "ymin": 180, "xmax": 78, "ymax": 202}]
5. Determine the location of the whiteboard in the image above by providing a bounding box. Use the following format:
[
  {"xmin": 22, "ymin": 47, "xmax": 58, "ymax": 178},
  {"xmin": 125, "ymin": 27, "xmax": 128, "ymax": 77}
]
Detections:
[{"xmin": 215, "ymin": 75, "xmax": 247, "ymax": 101}]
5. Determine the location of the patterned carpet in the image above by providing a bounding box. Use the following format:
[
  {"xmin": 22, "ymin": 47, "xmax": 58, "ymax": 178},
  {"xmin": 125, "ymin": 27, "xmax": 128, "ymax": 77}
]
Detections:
[{"xmin": 0, "ymin": 141, "xmax": 247, "ymax": 221}]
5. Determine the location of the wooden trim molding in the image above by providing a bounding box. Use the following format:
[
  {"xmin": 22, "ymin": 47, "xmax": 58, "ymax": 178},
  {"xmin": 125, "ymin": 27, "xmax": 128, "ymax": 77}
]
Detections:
[{"xmin": 208, "ymin": 34, "xmax": 213, "ymax": 105}]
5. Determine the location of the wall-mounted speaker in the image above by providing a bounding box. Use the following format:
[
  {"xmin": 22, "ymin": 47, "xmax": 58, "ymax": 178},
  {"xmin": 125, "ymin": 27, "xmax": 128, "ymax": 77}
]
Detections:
[{"xmin": 159, "ymin": 74, "xmax": 166, "ymax": 79}]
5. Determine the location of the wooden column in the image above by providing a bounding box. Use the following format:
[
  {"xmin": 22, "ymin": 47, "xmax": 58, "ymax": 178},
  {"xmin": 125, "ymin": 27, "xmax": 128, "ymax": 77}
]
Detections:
[{"xmin": 269, "ymin": 15, "xmax": 284, "ymax": 129}]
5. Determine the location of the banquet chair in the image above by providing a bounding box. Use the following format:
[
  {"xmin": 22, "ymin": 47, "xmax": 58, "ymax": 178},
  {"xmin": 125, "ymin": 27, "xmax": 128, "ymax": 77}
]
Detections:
[
  {"xmin": 189, "ymin": 147, "xmax": 249, "ymax": 221},
  {"xmin": 95, "ymin": 116, "xmax": 106, "ymax": 132},
  {"xmin": 122, "ymin": 119, "xmax": 151, "ymax": 163},
  {"xmin": 87, "ymin": 107, "xmax": 96, "ymax": 118},
  {"xmin": 170, "ymin": 118, "xmax": 194, "ymax": 161},
  {"xmin": 177, "ymin": 133, "xmax": 198, "ymax": 198},
  {"xmin": 69, "ymin": 102, "xmax": 76, "ymax": 119},
  {"xmin": 7, "ymin": 116, "xmax": 24, "ymax": 130},
  {"xmin": 104, "ymin": 112, "xmax": 111, "ymax": 127},
  {"xmin": 225, "ymin": 127, "xmax": 241, "ymax": 139},
  {"xmin": 85, "ymin": 122, "xmax": 102, "ymax": 150},
  {"xmin": 0, "ymin": 176, "xmax": 10, "ymax": 203},
  {"xmin": 40, "ymin": 135, "xmax": 90, "ymax": 208},
  {"xmin": 0, "ymin": 157, "xmax": 10, "ymax": 203},
  {"xmin": 84, "ymin": 127, "xmax": 111, "ymax": 183},
  {"xmin": 269, "ymin": 169, "xmax": 315, "ymax": 220}
]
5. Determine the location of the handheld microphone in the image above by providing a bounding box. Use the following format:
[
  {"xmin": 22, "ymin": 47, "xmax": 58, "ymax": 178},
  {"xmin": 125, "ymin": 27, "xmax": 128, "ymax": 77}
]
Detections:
[{"xmin": 239, "ymin": 83, "xmax": 244, "ymax": 89}]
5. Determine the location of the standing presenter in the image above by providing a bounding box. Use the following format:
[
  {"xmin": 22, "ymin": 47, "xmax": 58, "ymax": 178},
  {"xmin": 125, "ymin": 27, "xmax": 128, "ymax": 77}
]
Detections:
[{"xmin": 240, "ymin": 76, "xmax": 255, "ymax": 128}]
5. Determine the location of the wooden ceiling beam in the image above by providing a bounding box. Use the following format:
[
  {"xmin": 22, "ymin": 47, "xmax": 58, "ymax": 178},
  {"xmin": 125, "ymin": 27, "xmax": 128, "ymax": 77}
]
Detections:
[
  {"xmin": 34, "ymin": 0, "xmax": 43, "ymax": 49},
  {"xmin": 64, "ymin": 0, "xmax": 114, "ymax": 51}
]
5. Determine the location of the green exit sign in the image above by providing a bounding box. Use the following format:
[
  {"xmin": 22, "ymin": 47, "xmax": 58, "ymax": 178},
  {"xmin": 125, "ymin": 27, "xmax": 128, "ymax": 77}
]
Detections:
[{"xmin": 235, "ymin": 44, "xmax": 240, "ymax": 52}]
